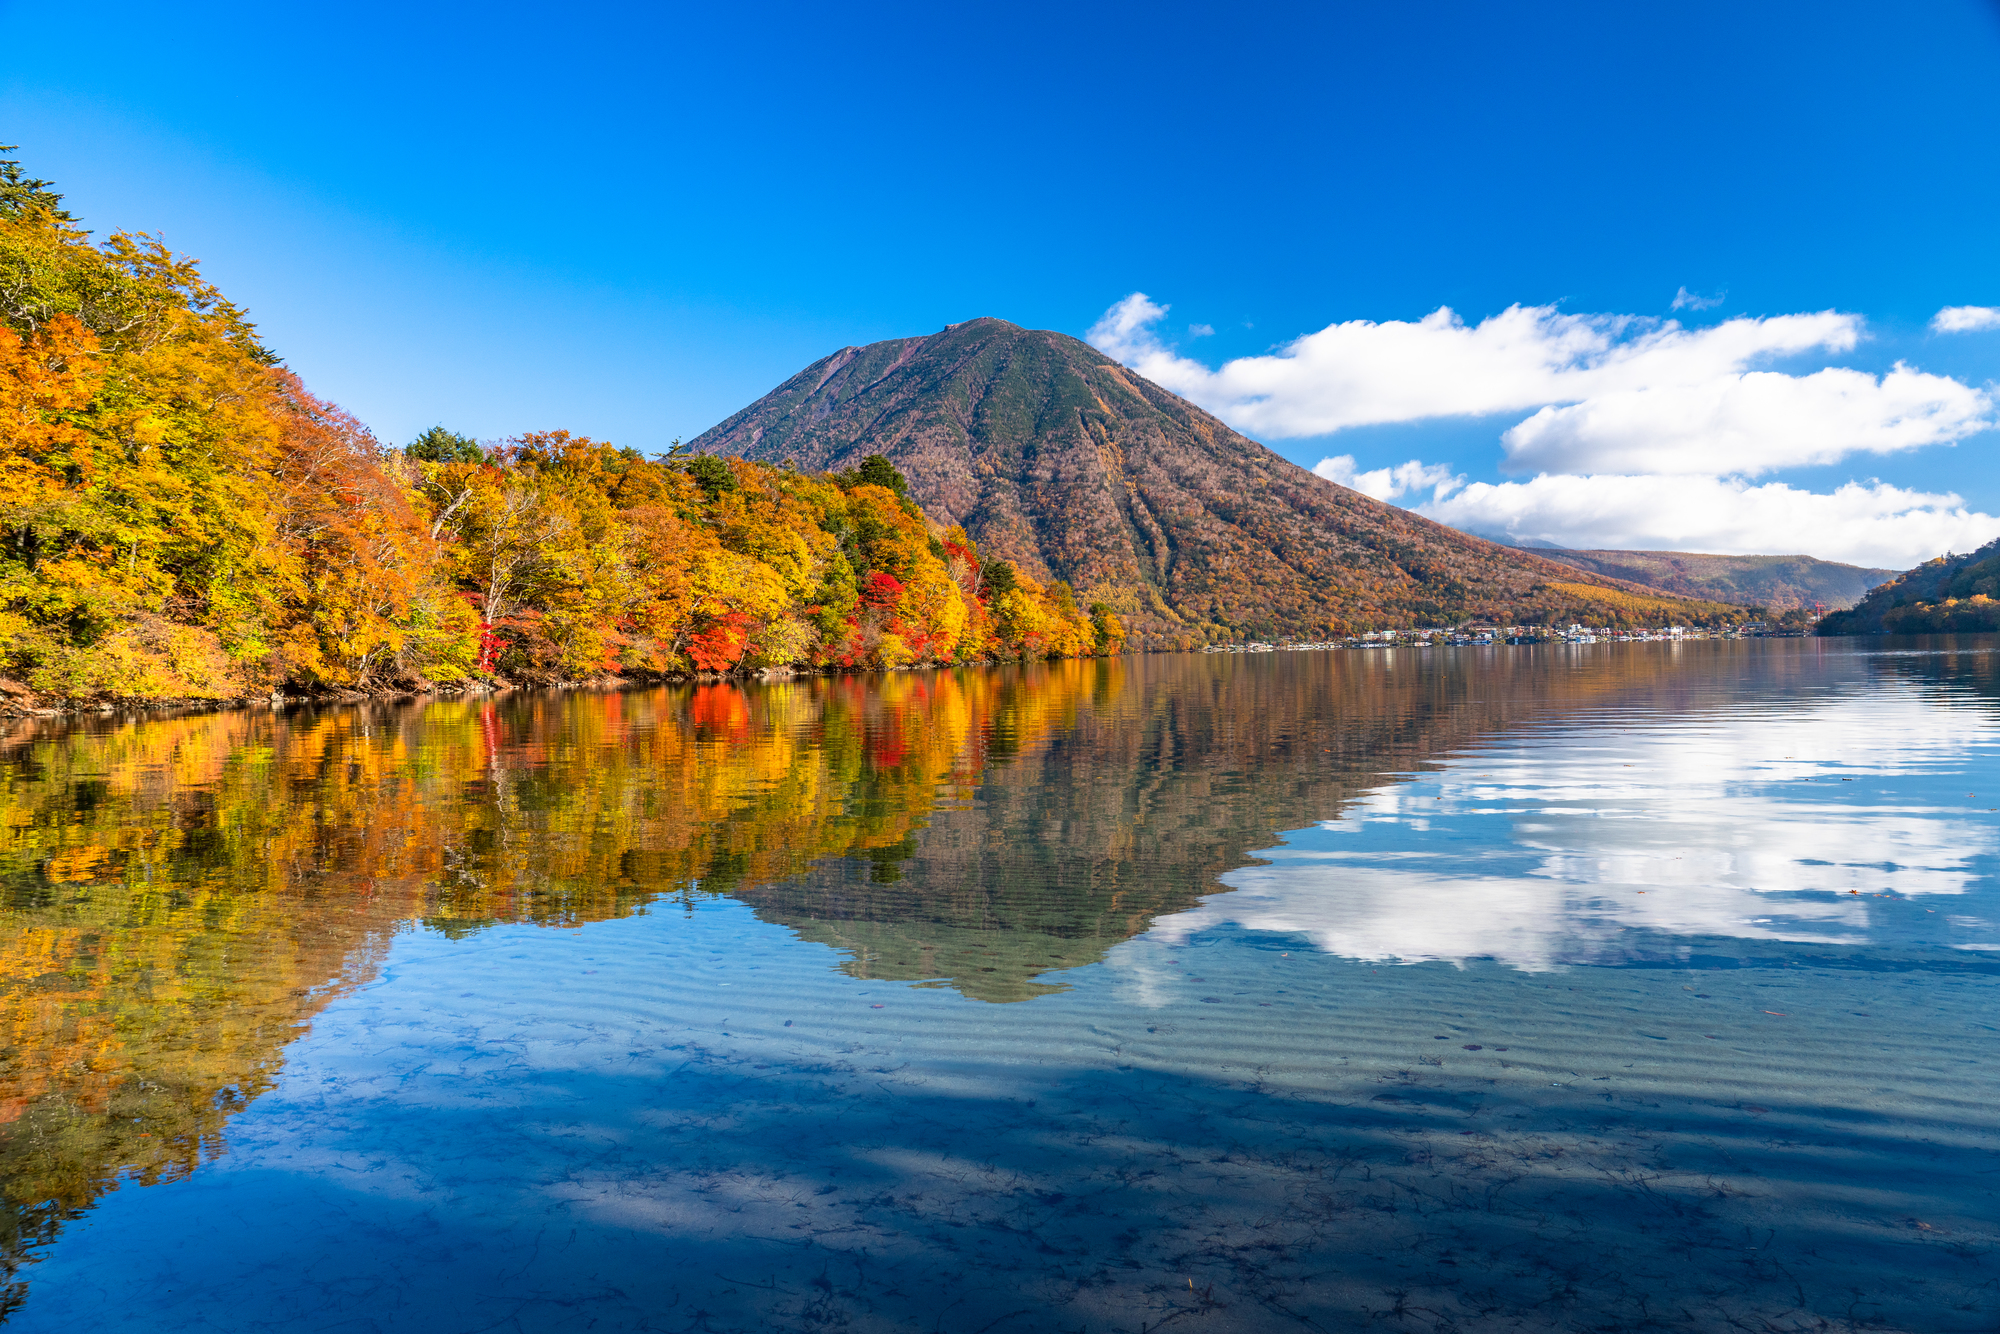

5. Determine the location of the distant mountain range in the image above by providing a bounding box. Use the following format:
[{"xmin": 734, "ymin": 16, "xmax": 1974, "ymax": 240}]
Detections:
[
  {"xmin": 1532, "ymin": 550, "xmax": 1896, "ymax": 612},
  {"xmin": 691, "ymin": 318, "xmax": 1752, "ymax": 643}
]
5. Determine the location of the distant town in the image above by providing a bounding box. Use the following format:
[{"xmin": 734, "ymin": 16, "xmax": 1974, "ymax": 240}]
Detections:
[{"xmin": 1204, "ymin": 621, "xmax": 1799, "ymax": 654}]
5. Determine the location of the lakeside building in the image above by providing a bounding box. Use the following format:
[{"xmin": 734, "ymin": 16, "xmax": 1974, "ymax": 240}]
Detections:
[{"xmin": 1204, "ymin": 622, "xmax": 1768, "ymax": 655}]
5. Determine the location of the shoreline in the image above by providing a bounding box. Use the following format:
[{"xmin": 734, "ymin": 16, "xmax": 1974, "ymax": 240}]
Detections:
[
  {"xmin": 0, "ymin": 654, "xmax": 1113, "ymax": 722},
  {"xmin": 6, "ymin": 629, "xmax": 1979, "ymax": 722}
]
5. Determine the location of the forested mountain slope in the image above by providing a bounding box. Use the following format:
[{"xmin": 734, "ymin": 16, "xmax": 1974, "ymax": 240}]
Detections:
[
  {"xmin": 1536, "ymin": 550, "xmax": 1895, "ymax": 612},
  {"xmin": 691, "ymin": 319, "xmax": 1752, "ymax": 645},
  {"xmin": 1818, "ymin": 537, "xmax": 2000, "ymax": 634}
]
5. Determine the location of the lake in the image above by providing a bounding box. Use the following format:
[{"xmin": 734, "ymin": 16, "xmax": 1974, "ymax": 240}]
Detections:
[{"xmin": 4, "ymin": 639, "xmax": 1997, "ymax": 1332}]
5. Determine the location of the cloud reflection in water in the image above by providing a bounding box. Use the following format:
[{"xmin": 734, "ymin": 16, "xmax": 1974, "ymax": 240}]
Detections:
[{"xmin": 1151, "ymin": 689, "xmax": 2000, "ymax": 969}]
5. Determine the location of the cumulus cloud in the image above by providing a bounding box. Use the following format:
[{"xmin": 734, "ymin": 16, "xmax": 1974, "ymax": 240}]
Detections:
[
  {"xmin": 1671, "ymin": 285, "xmax": 1724, "ymax": 311},
  {"xmin": 1932, "ymin": 305, "xmax": 2000, "ymax": 334},
  {"xmin": 1095, "ymin": 293, "xmax": 1999, "ymax": 564},
  {"xmin": 1416, "ymin": 473, "xmax": 2000, "ymax": 569},
  {"xmin": 1500, "ymin": 362, "xmax": 1990, "ymax": 475},
  {"xmin": 1088, "ymin": 293, "xmax": 1992, "ymax": 474},
  {"xmin": 1187, "ymin": 322, "xmax": 1214, "ymax": 338},
  {"xmin": 1312, "ymin": 455, "xmax": 1461, "ymax": 502},
  {"xmin": 1149, "ymin": 690, "xmax": 1994, "ymax": 970}
]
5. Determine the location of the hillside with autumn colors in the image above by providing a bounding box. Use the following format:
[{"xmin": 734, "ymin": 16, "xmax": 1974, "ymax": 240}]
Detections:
[
  {"xmin": 1536, "ymin": 549, "xmax": 1895, "ymax": 612},
  {"xmin": 0, "ymin": 154, "xmax": 1112, "ymax": 704},
  {"xmin": 690, "ymin": 318, "xmax": 1757, "ymax": 646},
  {"xmin": 1817, "ymin": 536, "xmax": 2000, "ymax": 635}
]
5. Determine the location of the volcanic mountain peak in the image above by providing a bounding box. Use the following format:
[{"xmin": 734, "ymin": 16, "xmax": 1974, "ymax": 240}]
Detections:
[{"xmin": 691, "ymin": 318, "xmax": 1745, "ymax": 643}]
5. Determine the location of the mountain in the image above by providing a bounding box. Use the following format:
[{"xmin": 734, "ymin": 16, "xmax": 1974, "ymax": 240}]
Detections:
[
  {"xmin": 729, "ymin": 646, "xmax": 1781, "ymax": 1001},
  {"xmin": 1817, "ymin": 537, "xmax": 2000, "ymax": 634},
  {"xmin": 1534, "ymin": 550, "xmax": 1896, "ymax": 612},
  {"xmin": 690, "ymin": 318, "xmax": 1750, "ymax": 644}
]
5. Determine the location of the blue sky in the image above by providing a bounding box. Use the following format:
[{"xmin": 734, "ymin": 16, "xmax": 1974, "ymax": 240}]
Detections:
[{"xmin": 5, "ymin": 0, "xmax": 1998, "ymax": 565}]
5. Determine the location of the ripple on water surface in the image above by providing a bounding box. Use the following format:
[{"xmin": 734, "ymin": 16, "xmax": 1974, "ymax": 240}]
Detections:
[{"xmin": 3, "ymin": 639, "xmax": 1998, "ymax": 1332}]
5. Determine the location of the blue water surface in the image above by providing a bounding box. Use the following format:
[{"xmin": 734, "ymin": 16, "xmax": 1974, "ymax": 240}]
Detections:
[{"xmin": 5, "ymin": 640, "xmax": 1997, "ymax": 1332}]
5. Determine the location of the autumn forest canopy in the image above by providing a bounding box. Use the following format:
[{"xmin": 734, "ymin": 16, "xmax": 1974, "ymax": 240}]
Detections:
[{"xmin": 0, "ymin": 153, "xmax": 1119, "ymax": 701}]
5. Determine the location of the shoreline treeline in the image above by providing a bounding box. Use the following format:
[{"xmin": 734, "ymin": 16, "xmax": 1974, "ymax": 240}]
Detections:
[{"xmin": 0, "ymin": 154, "xmax": 1119, "ymax": 701}]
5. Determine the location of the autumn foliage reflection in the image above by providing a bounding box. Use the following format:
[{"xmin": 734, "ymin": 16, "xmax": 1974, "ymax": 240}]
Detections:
[
  {"xmin": 0, "ymin": 640, "xmax": 1943, "ymax": 1305},
  {"xmin": 0, "ymin": 663, "xmax": 1090, "ymax": 1302}
]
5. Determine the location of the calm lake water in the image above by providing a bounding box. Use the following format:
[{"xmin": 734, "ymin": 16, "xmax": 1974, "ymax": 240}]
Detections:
[{"xmin": 4, "ymin": 639, "xmax": 1998, "ymax": 1332}]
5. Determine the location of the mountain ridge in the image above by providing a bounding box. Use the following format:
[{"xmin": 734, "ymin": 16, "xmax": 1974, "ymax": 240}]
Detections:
[
  {"xmin": 1818, "ymin": 537, "xmax": 2000, "ymax": 634},
  {"xmin": 1534, "ymin": 549, "xmax": 1896, "ymax": 611},
  {"xmin": 692, "ymin": 318, "xmax": 1754, "ymax": 644}
]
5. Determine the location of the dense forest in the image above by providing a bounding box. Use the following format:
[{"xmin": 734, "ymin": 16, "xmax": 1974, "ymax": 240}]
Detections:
[
  {"xmin": 1536, "ymin": 549, "xmax": 1897, "ymax": 613},
  {"xmin": 0, "ymin": 153, "xmax": 1116, "ymax": 704},
  {"xmin": 1818, "ymin": 536, "xmax": 2000, "ymax": 635}
]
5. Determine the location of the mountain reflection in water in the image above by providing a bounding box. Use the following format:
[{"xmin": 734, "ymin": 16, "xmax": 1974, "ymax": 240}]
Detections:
[
  {"xmin": 1175, "ymin": 660, "xmax": 2000, "ymax": 968},
  {"xmin": 2, "ymin": 639, "xmax": 1998, "ymax": 1326}
]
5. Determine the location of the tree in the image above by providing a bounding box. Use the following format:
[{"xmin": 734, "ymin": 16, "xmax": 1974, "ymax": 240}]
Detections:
[
  {"xmin": 0, "ymin": 146, "xmax": 73, "ymax": 222},
  {"xmin": 683, "ymin": 453, "xmax": 737, "ymax": 499},
  {"xmin": 406, "ymin": 426, "xmax": 483, "ymax": 464},
  {"xmin": 855, "ymin": 454, "xmax": 907, "ymax": 496},
  {"xmin": 1089, "ymin": 602, "xmax": 1126, "ymax": 653}
]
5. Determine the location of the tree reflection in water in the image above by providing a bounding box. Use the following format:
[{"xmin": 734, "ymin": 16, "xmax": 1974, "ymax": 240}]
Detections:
[{"xmin": 2, "ymin": 639, "xmax": 1995, "ymax": 1317}]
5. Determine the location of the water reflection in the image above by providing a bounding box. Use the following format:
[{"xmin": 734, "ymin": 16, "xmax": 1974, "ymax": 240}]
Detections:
[
  {"xmin": 729, "ymin": 647, "xmax": 1814, "ymax": 995},
  {"xmin": 1166, "ymin": 647, "xmax": 2000, "ymax": 969},
  {"xmin": 1, "ymin": 640, "xmax": 1997, "ymax": 1314}
]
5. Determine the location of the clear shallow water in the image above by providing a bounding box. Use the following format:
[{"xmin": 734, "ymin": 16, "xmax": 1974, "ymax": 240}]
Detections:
[{"xmin": 3, "ymin": 640, "xmax": 1998, "ymax": 1332}]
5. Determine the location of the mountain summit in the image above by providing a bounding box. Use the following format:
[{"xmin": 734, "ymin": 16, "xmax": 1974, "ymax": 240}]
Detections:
[{"xmin": 691, "ymin": 318, "xmax": 1728, "ymax": 644}]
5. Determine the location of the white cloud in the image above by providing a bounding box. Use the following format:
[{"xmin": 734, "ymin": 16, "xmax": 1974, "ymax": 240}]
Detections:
[
  {"xmin": 1187, "ymin": 322, "xmax": 1214, "ymax": 338},
  {"xmin": 1093, "ymin": 293, "xmax": 2000, "ymax": 564},
  {"xmin": 1312, "ymin": 455, "xmax": 1461, "ymax": 502},
  {"xmin": 1416, "ymin": 473, "xmax": 2000, "ymax": 569},
  {"xmin": 1671, "ymin": 285, "xmax": 1724, "ymax": 311},
  {"xmin": 1149, "ymin": 691, "xmax": 1996, "ymax": 970},
  {"xmin": 1932, "ymin": 305, "xmax": 2000, "ymax": 334},
  {"xmin": 1087, "ymin": 293, "xmax": 1992, "ymax": 474},
  {"xmin": 1500, "ymin": 362, "xmax": 1990, "ymax": 475}
]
